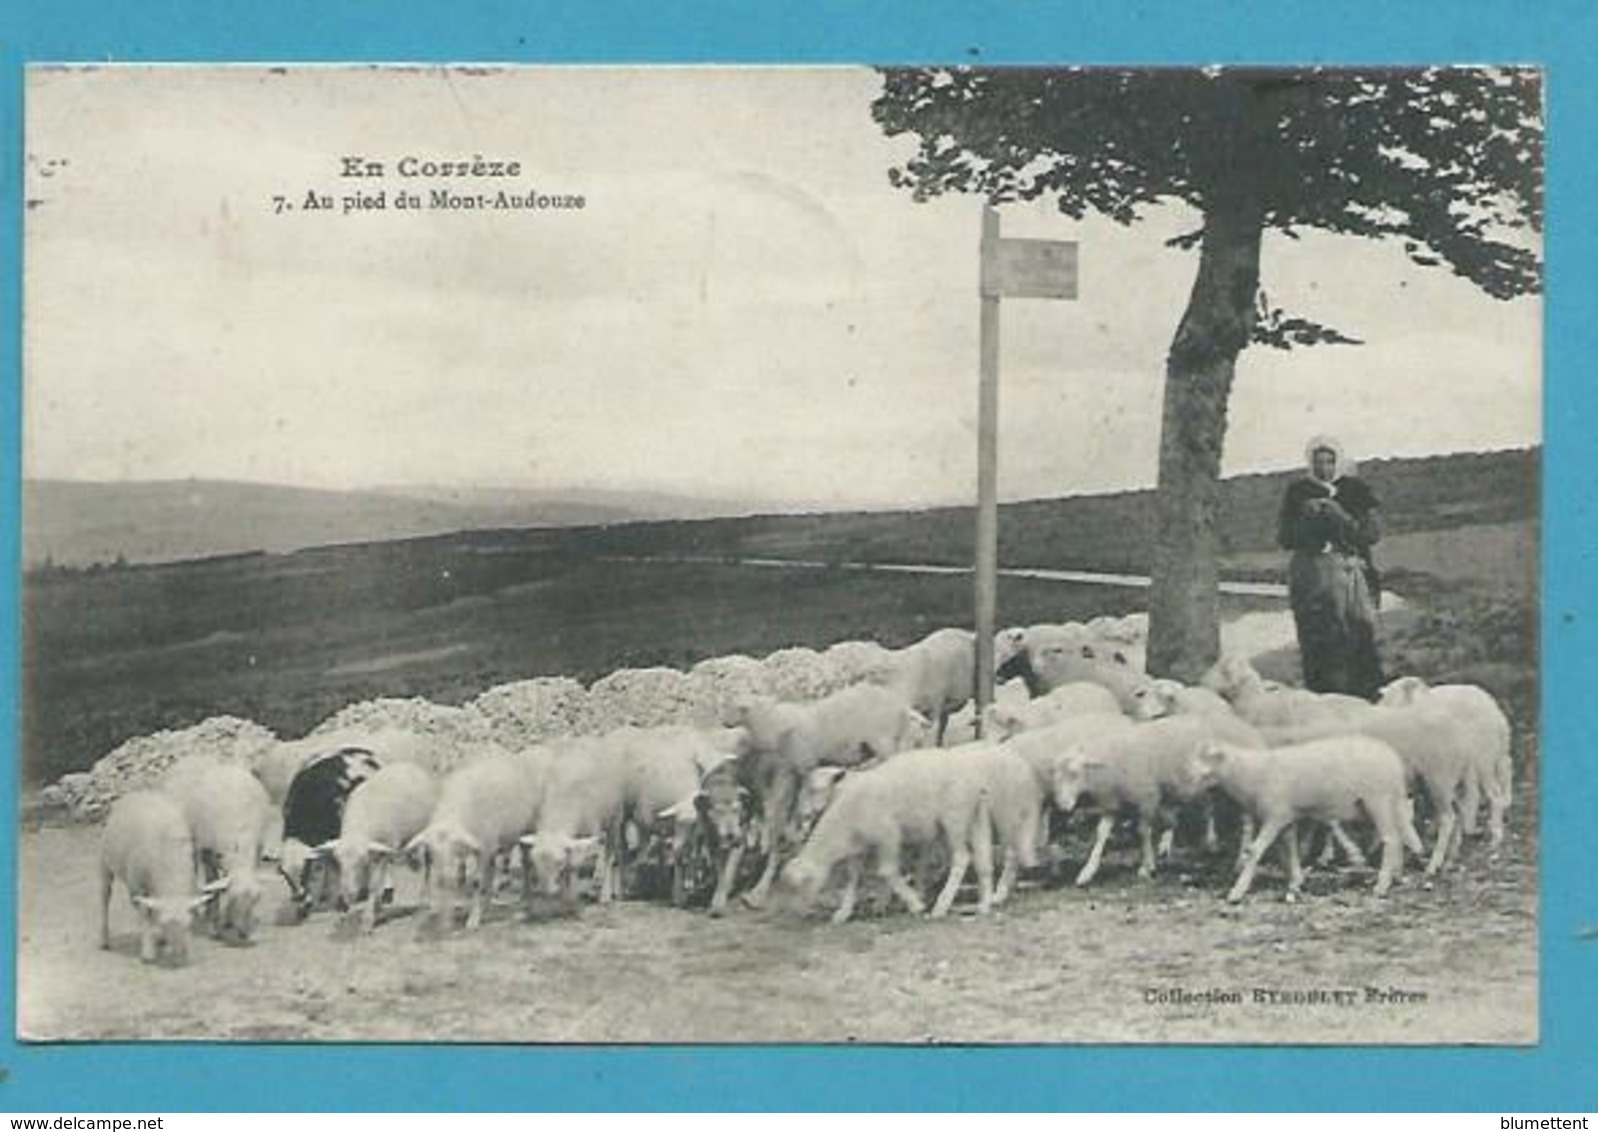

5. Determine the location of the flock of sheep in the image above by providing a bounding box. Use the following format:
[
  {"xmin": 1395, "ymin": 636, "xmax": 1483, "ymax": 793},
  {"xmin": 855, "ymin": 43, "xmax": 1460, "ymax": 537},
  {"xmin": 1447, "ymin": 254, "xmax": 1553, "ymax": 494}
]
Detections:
[{"xmin": 95, "ymin": 618, "xmax": 1516, "ymax": 965}]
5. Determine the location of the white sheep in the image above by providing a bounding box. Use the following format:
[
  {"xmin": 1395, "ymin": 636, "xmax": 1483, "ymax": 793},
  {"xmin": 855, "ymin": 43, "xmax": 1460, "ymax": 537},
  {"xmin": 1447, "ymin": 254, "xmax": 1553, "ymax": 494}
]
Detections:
[
  {"xmin": 986, "ymin": 680, "xmax": 1126, "ymax": 740},
  {"xmin": 883, "ymin": 626, "xmax": 977, "ymax": 744},
  {"xmin": 1127, "ymin": 678, "xmax": 1238, "ymax": 724},
  {"xmin": 1200, "ymin": 655, "xmax": 1375, "ymax": 729},
  {"xmin": 324, "ymin": 762, "xmax": 441, "ymax": 932},
  {"xmin": 519, "ymin": 734, "xmax": 633, "ymax": 906},
  {"xmin": 99, "ymin": 791, "xmax": 228, "ymax": 965},
  {"xmin": 736, "ymin": 683, "xmax": 927, "ymax": 908},
  {"xmin": 1378, "ymin": 676, "xmax": 1513, "ymax": 850},
  {"xmin": 1124, "ymin": 677, "xmax": 1262, "ymax": 857},
  {"xmin": 998, "ymin": 636, "xmax": 1154, "ymax": 711},
  {"xmin": 1048, "ymin": 715, "xmax": 1250, "ymax": 886},
  {"xmin": 1261, "ymin": 700, "xmax": 1480, "ymax": 876},
  {"xmin": 793, "ymin": 740, "xmax": 1041, "ymax": 908},
  {"xmin": 948, "ymin": 742, "xmax": 1042, "ymax": 904},
  {"xmin": 775, "ymin": 746, "xmax": 995, "ymax": 923},
  {"xmin": 160, "ymin": 758, "xmax": 273, "ymax": 944},
  {"xmin": 1187, "ymin": 736, "xmax": 1424, "ymax": 901},
  {"xmin": 408, "ymin": 750, "xmax": 543, "ymax": 930}
]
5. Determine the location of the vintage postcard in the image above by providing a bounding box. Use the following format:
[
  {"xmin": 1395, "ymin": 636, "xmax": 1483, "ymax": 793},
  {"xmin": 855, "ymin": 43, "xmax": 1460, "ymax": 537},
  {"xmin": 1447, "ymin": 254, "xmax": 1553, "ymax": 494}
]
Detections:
[{"xmin": 18, "ymin": 65, "xmax": 1541, "ymax": 1044}]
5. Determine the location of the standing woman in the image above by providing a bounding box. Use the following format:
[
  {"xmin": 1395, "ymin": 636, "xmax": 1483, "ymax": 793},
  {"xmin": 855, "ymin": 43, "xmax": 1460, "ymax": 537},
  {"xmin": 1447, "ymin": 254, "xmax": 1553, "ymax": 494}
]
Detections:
[{"xmin": 1278, "ymin": 435, "xmax": 1386, "ymax": 699}]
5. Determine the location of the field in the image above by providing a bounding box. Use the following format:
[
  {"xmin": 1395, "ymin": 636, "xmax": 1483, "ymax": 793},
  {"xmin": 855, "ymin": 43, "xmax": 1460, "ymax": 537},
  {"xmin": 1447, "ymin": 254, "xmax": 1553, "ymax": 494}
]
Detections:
[{"xmin": 15, "ymin": 452, "xmax": 1541, "ymax": 1044}]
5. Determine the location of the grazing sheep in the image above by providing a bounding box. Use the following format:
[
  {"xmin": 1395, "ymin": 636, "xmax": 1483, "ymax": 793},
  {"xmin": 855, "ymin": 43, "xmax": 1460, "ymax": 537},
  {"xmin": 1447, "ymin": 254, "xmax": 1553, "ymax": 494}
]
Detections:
[
  {"xmin": 736, "ymin": 684, "xmax": 927, "ymax": 908},
  {"xmin": 609, "ymin": 726, "xmax": 737, "ymax": 901},
  {"xmin": 1200, "ymin": 655, "xmax": 1375, "ymax": 729},
  {"xmin": 519, "ymin": 735, "xmax": 632, "ymax": 906},
  {"xmin": 99, "ymin": 791, "xmax": 227, "ymax": 965},
  {"xmin": 277, "ymin": 747, "xmax": 386, "ymax": 920},
  {"xmin": 656, "ymin": 751, "xmax": 752, "ymax": 915},
  {"xmin": 1261, "ymin": 700, "xmax": 1479, "ymax": 876},
  {"xmin": 1048, "ymin": 716, "xmax": 1245, "ymax": 886},
  {"xmin": 791, "ymin": 741, "xmax": 1042, "ymax": 907},
  {"xmin": 408, "ymin": 751, "xmax": 543, "ymax": 930},
  {"xmin": 325, "ymin": 762, "xmax": 441, "ymax": 932},
  {"xmin": 997, "ymin": 637, "xmax": 1154, "ymax": 712},
  {"xmin": 1379, "ymin": 676, "xmax": 1513, "ymax": 849},
  {"xmin": 775, "ymin": 747, "xmax": 995, "ymax": 923},
  {"xmin": 883, "ymin": 626, "xmax": 977, "ymax": 744},
  {"xmin": 1187, "ymin": 736, "xmax": 1424, "ymax": 901},
  {"xmin": 160, "ymin": 758, "xmax": 273, "ymax": 944}
]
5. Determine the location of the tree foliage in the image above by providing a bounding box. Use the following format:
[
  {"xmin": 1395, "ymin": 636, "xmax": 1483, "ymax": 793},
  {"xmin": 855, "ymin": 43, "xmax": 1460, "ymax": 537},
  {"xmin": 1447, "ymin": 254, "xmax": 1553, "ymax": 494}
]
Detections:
[{"xmin": 873, "ymin": 66, "xmax": 1542, "ymax": 306}]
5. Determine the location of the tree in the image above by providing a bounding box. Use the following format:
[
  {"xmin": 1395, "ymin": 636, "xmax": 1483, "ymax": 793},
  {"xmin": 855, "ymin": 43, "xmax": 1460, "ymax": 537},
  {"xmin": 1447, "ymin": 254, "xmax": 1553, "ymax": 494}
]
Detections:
[{"xmin": 871, "ymin": 67, "xmax": 1542, "ymax": 681}]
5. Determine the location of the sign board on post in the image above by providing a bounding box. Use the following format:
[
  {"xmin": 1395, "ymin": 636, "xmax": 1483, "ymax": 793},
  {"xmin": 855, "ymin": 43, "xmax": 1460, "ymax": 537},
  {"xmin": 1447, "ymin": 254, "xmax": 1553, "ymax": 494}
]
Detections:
[
  {"xmin": 972, "ymin": 209, "xmax": 1079, "ymax": 738},
  {"xmin": 981, "ymin": 236, "xmax": 1080, "ymax": 300}
]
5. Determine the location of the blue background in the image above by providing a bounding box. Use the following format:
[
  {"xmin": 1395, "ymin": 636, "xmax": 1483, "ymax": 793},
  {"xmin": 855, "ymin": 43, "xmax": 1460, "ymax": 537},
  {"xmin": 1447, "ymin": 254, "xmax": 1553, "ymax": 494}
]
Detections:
[{"xmin": 1, "ymin": 0, "xmax": 1594, "ymax": 1113}]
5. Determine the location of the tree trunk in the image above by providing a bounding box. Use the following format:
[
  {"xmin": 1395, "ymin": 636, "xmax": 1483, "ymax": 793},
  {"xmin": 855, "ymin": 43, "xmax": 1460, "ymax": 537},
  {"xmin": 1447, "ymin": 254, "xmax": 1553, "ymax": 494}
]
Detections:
[{"xmin": 1145, "ymin": 203, "xmax": 1264, "ymax": 682}]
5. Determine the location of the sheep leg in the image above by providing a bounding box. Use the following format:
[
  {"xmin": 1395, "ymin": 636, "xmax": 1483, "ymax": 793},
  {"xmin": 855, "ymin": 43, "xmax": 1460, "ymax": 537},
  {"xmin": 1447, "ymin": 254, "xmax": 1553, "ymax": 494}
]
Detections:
[
  {"xmin": 1486, "ymin": 792, "xmax": 1508, "ymax": 851},
  {"xmin": 971, "ymin": 825, "xmax": 995, "ymax": 916},
  {"xmin": 1228, "ymin": 816, "xmax": 1289, "ymax": 903},
  {"xmin": 708, "ymin": 845, "xmax": 744, "ymax": 918},
  {"xmin": 364, "ymin": 856, "xmax": 387, "ymax": 932},
  {"xmin": 1234, "ymin": 812, "xmax": 1256, "ymax": 873},
  {"xmin": 1425, "ymin": 804, "xmax": 1458, "ymax": 876},
  {"xmin": 1202, "ymin": 796, "xmax": 1219, "ymax": 854},
  {"xmin": 609, "ymin": 815, "xmax": 629, "ymax": 902},
  {"xmin": 466, "ymin": 851, "xmax": 492, "ymax": 930},
  {"xmin": 831, "ymin": 858, "xmax": 862, "ymax": 924},
  {"xmin": 668, "ymin": 824, "xmax": 693, "ymax": 909},
  {"xmin": 931, "ymin": 841, "xmax": 971, "ymax": 918},
  {"xmin": 1283, "ymin": 822, "xmax": 1306, "ymax": 901},
  {"xmin": 993, "ymin": 845, "xmax": 1018, "ymax": 906},
  {"xmin": 743, "ymin": 769, "xmax": 796, "ymax": 909},
  {"xmin": 1155, "ymin": 809, "xmax": 1175, "ymax": 863},
  {"xmin": 518, "ymin": 843, "xmax": 533, "ymax": 910},
  {"xmin": 1137, "ymin": 813, "xmax": 1158, "ymax": 879},
  {"xmin": 1308, "ymin": 823, "xmax": 1336, "ymax": 868},
  {"xmin": 1036, "ymin": 804, "xmax": 1061, "ymax": 875},
  {"xmin": 1460, "ymin": 770, "xmax": 1483, "ymax": 838},
  {"xmin": 1488, "ymin": 759, "xmax": 1512, "ymax": 850},
  {"xmin": 1075, "ymin": 814, "xmax": 1115, "ymax": 888},
  {"xmin": 1329, "ymin": 822, "xmax": 1368, "ymax": 868},
  {"xmin": 138, "ymin": 910, "xmax": 157, "ymax": 964},
  {"xmin": 879, "ymin": 845, "xmax": 926, "ymax": 917},
  {"xmin": 99, "ymin": 868, "xmax": 113, "ymax": 951},
  {"xmin": 1371, "ymin": 828, "xmax": 1402, "ymax": 896}
]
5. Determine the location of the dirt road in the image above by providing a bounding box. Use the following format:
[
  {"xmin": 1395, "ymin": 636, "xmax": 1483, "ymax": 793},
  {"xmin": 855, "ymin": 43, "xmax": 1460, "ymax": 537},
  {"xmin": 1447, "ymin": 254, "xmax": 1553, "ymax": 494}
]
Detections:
[{"xmin": 18, "ymin": 798, "xmax": 1537, "ymax": 1045}]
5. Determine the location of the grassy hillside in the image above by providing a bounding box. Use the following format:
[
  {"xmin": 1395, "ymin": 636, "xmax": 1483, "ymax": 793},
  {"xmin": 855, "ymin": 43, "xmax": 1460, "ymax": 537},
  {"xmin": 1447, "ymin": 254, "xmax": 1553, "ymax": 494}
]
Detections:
[
  {"xmin": 573, "ymin": 447, "xmax": 1539, "ymax": 576},
  {"xmin": 23, "ymin": 550, "xmax": 1163, "ymax": 785},
  {"xmin": 22, "ymin": 446, "xmax": 1539, "ymax": 785}
]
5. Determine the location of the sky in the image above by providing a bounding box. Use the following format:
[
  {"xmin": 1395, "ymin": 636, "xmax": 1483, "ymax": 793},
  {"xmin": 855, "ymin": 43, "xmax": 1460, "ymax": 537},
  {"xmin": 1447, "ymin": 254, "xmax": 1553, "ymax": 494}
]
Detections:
[{"xmin": 23, "ymin": 66, "xmax": 1542, "ymax": 509}]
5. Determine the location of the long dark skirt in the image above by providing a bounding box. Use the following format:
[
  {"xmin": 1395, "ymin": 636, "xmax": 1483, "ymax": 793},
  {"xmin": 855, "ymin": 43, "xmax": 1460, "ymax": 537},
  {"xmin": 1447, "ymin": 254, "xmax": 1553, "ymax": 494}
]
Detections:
[{"xmin": 1288, "ymin": 550, "xmax": 1384, "ymax": 700}]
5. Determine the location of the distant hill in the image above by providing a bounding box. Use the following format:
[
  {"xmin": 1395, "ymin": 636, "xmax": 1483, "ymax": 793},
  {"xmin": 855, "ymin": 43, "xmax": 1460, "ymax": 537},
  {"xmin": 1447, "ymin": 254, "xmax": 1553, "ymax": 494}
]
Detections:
[
  {"xmin": 24, "ymin": 447, "xmax": 1538, "ymax": 571},
  {"xmin": 22, "ymin": 479, "xmax": 755, "ymax": 568},
  {"xmin": 572, "ymin": 446, "xmax": 1541, "ymax": 575}
]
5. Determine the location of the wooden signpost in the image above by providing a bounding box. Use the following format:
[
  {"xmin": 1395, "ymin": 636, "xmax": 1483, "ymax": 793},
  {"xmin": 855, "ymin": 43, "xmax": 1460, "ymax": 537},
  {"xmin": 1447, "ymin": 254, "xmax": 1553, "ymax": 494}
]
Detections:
[{"xmin": 974, "ymin": 206, "xmax": 1079, "ymax": 737}]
